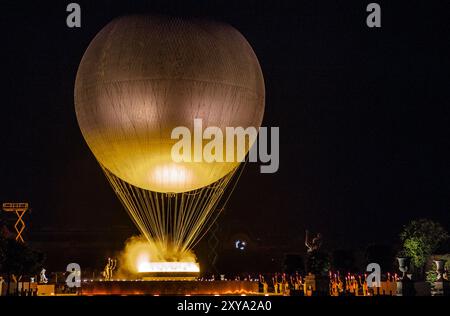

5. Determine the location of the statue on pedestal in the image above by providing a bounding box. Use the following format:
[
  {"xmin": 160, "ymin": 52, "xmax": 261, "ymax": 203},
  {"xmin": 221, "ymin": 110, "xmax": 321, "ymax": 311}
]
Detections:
[
  {"xmin": 39, "ymin": 268, "xmax": 48, "ymax": 284},
  {"xmin": 432, "ymin": 259, "xmax": 450, "ymax": 296},
  {"xmin": 102, "ymin": 257, "xmax": 117, "ymax": 281},
  {"xmin": 305, "ymin": 230, "xmax": 328, "ymax": 275},
  {"xmin": 396, "ymin": 257, "xmax": 415, "ymax": 296},
  {"xmin": 304, "ymin": 230, "xmax": 330, "ymax": 296},
  {"xmin": 305, "ymin": 230, "xmax": 322, "ymax": 253}
]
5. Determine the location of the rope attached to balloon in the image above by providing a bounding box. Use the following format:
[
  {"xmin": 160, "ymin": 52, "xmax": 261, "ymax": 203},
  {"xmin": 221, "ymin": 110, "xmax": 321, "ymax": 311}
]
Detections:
[{"xmin": 102, "ymin": 159, "xmax": 246, "ymax": 260}]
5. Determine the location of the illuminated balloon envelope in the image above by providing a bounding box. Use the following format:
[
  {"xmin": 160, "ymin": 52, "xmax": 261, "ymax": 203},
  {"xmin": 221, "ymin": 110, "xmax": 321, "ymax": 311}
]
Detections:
[{"xmin": 74, "ymin": 15, "xmax": 265, "ymax": 259}]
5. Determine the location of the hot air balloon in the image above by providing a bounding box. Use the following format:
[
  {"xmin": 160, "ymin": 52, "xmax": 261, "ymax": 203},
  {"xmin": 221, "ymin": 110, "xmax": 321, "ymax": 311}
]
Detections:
[{"xmin": 75, "ymin": 15, "xmax": 265, "ymax": 268}]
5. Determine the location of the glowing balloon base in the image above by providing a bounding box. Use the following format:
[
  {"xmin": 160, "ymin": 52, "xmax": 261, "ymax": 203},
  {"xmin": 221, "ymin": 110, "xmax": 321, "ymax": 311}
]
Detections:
[
  {"xmin": 138, "ymin": 261, "xmax": 200, "ymax": 273},
  {"xmin": 137, "ymin": 261, "xmax": 200, "ymax": 280}
]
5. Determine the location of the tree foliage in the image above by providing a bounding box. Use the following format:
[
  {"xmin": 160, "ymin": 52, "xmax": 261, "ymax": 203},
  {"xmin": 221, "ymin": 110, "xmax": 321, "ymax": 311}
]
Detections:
[
  {"xmin": 0, "ymin": 237, "xmax": 45, "ymax": 277},
  {"xmin": 306, "ymin": 251, "xmax": 330, "ymax": 276},
  {"xmin": 399, "ymin": 219, "xmax": 449, "ymax": 270}
]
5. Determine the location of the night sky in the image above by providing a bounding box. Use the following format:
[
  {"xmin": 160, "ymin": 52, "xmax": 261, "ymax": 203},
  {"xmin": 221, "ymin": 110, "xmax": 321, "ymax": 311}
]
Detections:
[{"xmin": 1, "ymin": 0, "xmax": 449, "ymax": 270}]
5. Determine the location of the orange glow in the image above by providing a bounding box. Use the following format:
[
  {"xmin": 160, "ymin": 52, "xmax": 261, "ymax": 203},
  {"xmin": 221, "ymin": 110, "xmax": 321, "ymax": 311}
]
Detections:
[{"xmin": 117, "ymin": 236, "xmax": 198, "ymax": 276}]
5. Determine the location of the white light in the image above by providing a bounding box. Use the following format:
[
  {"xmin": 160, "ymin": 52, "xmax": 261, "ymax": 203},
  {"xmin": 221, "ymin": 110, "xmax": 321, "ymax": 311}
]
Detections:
[
  {"xmin": 138, "ymin": 261, "xmax": 200, "ymax": 273},
  {"xmin": 153, "ymin": 164, "xmax": 191, "ymax": 186},
  {"xmin": 235, "ymin": 240, "xmax": 246, "ymax": 250}
]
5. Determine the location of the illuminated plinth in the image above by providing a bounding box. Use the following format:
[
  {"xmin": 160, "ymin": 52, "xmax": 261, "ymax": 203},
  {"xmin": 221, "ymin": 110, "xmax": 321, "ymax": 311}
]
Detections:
[
  {"xmin": 137, "ymin": 262, "xmax": 200, "ymax": 280},
  {"xmin": 81, "ymin": 280, "xmax": 259, "ymax": 296}
]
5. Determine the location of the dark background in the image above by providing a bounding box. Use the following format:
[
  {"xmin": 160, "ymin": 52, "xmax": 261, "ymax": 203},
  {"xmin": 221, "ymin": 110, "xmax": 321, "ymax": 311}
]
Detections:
[{"xmin": 0, "ymin": 0, "xmax": 449, "ymax": 272}]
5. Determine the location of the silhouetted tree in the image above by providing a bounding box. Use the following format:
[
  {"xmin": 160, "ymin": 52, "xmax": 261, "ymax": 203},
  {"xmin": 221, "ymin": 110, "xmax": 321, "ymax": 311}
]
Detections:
[
  {"xmin": 0, "ymin": 237, "xmax": 45, "ymax": 295},
  {"xmin": 365, "ymin": 244, "xmax": 395, "ymax": 273},
  {"xmin": 306, "ymin": 251, "xmax": 330, "ymax": 276},
  {"xmin": 331, "ymin": 249, "xmax": 357, "ymax": 273},
  {"xmin": 282, "ymin": 254, "xmax": 305, "ymax": 274}
]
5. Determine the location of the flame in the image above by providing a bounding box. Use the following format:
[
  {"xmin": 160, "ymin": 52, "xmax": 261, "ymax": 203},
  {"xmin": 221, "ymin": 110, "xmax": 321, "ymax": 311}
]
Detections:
[
  {"xmin": 116, "ymin": 235, "xmax": 199, "ymax": 277},
  {"xmin": 138, "ymin": 261, "xmax": 200, "ymax": 273}
]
